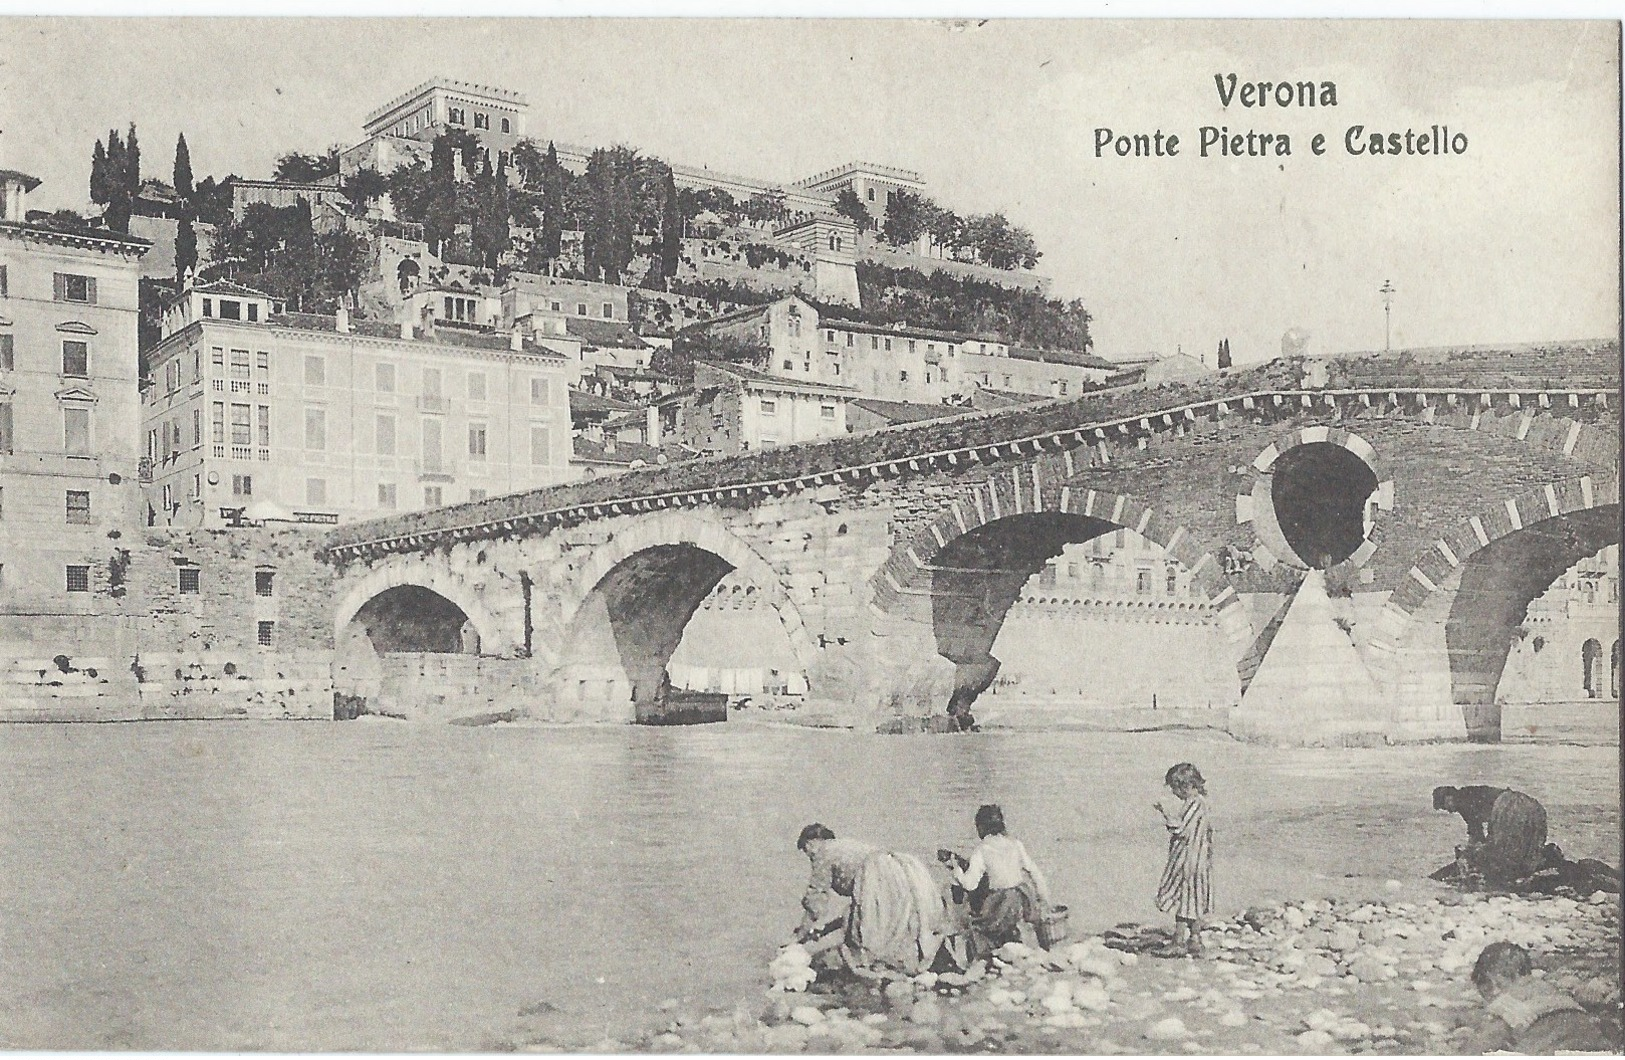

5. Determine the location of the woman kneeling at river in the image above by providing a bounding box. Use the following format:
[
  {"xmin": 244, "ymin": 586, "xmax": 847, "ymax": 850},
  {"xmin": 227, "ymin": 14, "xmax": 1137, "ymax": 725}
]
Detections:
[
  {"xmin": 941, "ymin": 804, "xmax": 1052, "ymax": 958},
  {"xmin": 794, "ymin": 823, "xmax": 951, "ymax": 979}
]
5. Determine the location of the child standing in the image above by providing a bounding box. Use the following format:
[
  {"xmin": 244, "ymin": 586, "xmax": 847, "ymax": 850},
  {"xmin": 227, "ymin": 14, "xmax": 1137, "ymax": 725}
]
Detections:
[{"xmin": 1153, "ymin": 762, "xmax": 1212, "ymax": 957}]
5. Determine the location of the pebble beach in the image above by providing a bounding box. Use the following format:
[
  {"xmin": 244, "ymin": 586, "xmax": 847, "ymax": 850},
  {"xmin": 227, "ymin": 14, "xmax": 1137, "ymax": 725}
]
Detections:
[{"xmin": 535, "ymin": 888, "xmax": 1620, "ymax": 1054}]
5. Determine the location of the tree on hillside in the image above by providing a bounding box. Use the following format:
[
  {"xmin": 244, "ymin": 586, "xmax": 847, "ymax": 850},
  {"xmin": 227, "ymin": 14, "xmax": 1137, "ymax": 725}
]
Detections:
[
  {"xmin": 960, "ymin": 212, "xmax": 1040, "ymax": 270},
  {"xmin": 173, "ymin": 133, "xmax": 194, "ymax": 201},
  {"xmin": 124, "ymin": 123, "xmax": 140, "ymax": 195},
  {"xmin": 90, "ymin": 140, "xmax": 110, "ymax": 206},
  {"xmin": 582, "ymin": 146, "xmax": 646, "ymax": 284},
  {"xmin": 471, "ymin": 155, "xmax": 511, "ymax": 270},
  {"xmin": 744, "ymin": 188, "xmax": 788, "ymax": 226},
  {"xmin": 273, "ymin": 147, "xmax": 341, "ymax": 183},
  {"xmin": 91, "ymin": 126, "xmax": 139, "ymax": 234},
  {"xmin": 539, "ymin": 141, "xmax": 565, "ymax": 264},
  {"xmin": 175, "ymin": 215, "xmax": 198, "ymax": 284},
  {"xmin": 210, "ymin": 199, "xmax": 363, "ymax": 311},
  {"xmin": 340, "ymin": 167, "xmax": 388, "ymax": 216},
  {"xmin": 657, "ymin": 163, "xmax": 681, "ymax": 286},
  {"xmin": 191, "ymin": 174, "xmax": 236, "ymax": 227},
  {"xmin": 833, "ymin": 187, "xmax": 873, "ymax": 232},
  {"xmin": 924, "ymin": 201, "xmax": 963, "ymax": 259},
  {"xmin": 423, "ymin": 135, "xmax": 460, "ymax": 256},
  {"xmin": 881, "ymin": 189, "xmax": 929, "ymax": 248},
  {"xmin": 1218, "ymin": 338, "xmax": 1232, "ymax": 370}
]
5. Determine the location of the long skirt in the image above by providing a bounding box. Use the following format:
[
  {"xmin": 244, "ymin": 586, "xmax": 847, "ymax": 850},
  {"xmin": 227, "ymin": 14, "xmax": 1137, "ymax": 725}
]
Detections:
[
  {"xmin": 969, "ymin": 881, "xmax": 1042, "ymax": 958},
  {"xmin": 1475, "ymin": 791, "xmax": 1549, "ymax": 884},
  {"xmin": 840, "ymin": 851, "xmax": 948, "ymax": 976}
]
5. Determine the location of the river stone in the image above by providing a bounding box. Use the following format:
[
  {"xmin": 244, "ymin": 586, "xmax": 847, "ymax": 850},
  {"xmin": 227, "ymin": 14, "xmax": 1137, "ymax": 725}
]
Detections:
[
  {"xmin": 1145, "ymin": 1017, "xmax": 1189, "ymax": 1040},
  {"xmin": 1297, "ymin": 1029, "xmax": 1334, "ymax": 1049},
  {"xmin": 790, "ymin": 1005, "xmax": 825, "ymax": 1026},
  {"xmin": 1220, "ymin": 1011, "xmax": 1249, "ymax": 1027}
]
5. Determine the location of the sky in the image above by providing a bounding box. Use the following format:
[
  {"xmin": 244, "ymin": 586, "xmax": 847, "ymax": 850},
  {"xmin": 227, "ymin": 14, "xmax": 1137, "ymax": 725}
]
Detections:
[{"xmin": 0, "ymin": 17, "xmax": 1617, "ymax": 362}]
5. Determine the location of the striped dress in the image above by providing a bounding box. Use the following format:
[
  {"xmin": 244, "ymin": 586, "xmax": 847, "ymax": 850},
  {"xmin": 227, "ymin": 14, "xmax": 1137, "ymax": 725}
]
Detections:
[{"xmin": 1155, "ymin": 793, "xmax": 1213, "ymax": 919}]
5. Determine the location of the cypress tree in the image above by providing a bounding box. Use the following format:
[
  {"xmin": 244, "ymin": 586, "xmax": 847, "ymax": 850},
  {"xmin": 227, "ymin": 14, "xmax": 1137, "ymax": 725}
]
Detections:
[
  {"xmin": 173, "ymin": 133, "xmax": 193, "ymax": 201},
  {"xmin": 175, "ymin": 215, "xmax": 197, "ymax": 285},
  {"xmin": 1218, "ymin": 338, "xmax": 1232, "ymax": 369},
  {"xmin": 125, "ymin": 123, "xmax": 140, "ymax": 193},
  {"xmin": 540, "ymin": 141, "xmax": 563, "ymax": 264},
  {"xmin": 90, "ymin": 139, "xmax": 109, "ymax": 205},
  {"xmin": 658, "ymin": 164, "xmax": 681, "ymax": 287}
]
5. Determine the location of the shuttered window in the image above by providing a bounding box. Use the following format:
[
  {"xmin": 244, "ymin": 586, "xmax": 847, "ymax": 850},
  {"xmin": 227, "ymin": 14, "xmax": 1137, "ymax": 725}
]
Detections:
[{"xmin": 53, "ymin": 273, "xmax": 96, "ymax": 304}]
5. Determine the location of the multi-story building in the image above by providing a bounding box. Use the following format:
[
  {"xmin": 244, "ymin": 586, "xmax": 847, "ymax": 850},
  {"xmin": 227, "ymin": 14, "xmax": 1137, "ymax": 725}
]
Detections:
[
  {"xmin": 0, "ymin": 159, "xmax": 149, "ymax": 611},
  {"xmin": 794, "ymin": 162, "xmax": 928, "ymax": 229},
  {"xmin": 1499, "ymin": 545, "xmax": 1620, "ymax": 703},
  {"xmin": 683, "ymin": 295, "xmax": 1113, "ymax": 405},
  {"xmin": 654, "ymin": 361, "xmax": 850, "ymax": 456},
  {"xmin": 142, "ymin": 279, "xmax": 576, "ymax": 527},
  {"xmin": 341, "ymin": 78, "xmax": 530, "ymax": 178}
]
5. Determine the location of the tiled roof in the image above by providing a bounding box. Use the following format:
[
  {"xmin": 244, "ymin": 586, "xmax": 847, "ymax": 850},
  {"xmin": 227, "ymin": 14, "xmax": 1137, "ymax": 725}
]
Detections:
[
  {"xmin": 825, "ymin": 317, "xmax": 994, "ymax": 345},
  {"xmin": 571, "ymin": 435, "xmax": 666, "ymax": 466},
  {"xmin": 698, "ymin": 360, "xmax": 855, "ymax": 395},
  {"xmin": 1008, "ymin": 346, "xmax": 1117, "ymax": 370},
  {"xmin": 570, "ymin": 389, "xmax": 641, "ymax": 416},
  {"xmin": 0, "ymin": 169, "xmax": 42, "ymax": 192},
  {"xmin": 194, "ymin": 280, "xmax": 271, "ymax": 298},
  {"xmin": 265, "ymin": 313, "xmax": 568, "ymax": 357},
  {"xmin": 0, "ymin": 218, "xmax": 150, "ymax": 250},
  {"xmin": 564, "ymin": 316, "xmax": 649, "ymax": 348},
  {"xmin": 849, "ymin": 397, "xmax": 960, "ymax": 425}
]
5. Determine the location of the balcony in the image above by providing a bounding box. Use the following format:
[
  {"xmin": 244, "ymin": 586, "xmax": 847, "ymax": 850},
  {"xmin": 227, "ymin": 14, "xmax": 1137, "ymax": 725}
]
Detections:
[
  {"xmin": 414, "ymin": 459, "xmax": 455, "ymax": 483},
  {"xmin": 418, "ymin": 395, "xmax": 449, "ymax": 413}
]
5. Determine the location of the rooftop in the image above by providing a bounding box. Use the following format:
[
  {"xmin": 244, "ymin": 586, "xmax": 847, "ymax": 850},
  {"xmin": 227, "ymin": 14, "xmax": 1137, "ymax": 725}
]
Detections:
[
  {"xmin": 795, "ymin": 161, "xmax": 926, "ymax": 190},
  {"xmin": 239, "ymin": 311, "xmax": 571, "ymax": 358},
  {"xmin": 0, "ymin": 218, "xmax": 150, "ymax": 252},
  {"xmin": 570, "ymin": 389, "xmax": 641, "ymax": 417},
  {"xmin": 365, "ymin": 77, "xmax": 529, "ymax": 127},
  {"xmin": 571, "ymin": 435, "xmax": 665, "ymax": 467},
  {"xmin": 849, "ymin": 397, "xmax": 960, "ymax": 426},
  {"xmin": 564, "ymin": 316, "xmax": 649, "ymax": 349},
  {"xmin": 1008, "ymin": 346, "xmax": 1117, "ymax": 370},
  {"xmin": 698, "ymin": 360, "xmax": 855, "ymax": 395}
]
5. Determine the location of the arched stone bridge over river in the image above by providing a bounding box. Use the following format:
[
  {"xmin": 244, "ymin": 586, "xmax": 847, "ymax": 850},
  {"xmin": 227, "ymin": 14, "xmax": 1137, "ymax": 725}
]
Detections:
[{"xmin": 322, "ymin": 341, "xmax": 1620, "ymax": 745}]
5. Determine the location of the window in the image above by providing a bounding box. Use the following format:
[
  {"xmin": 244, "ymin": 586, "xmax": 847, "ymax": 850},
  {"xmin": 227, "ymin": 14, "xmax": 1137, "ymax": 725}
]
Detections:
[
  {"xmin": 602, "ymin": 302, "xmax": 613, "ymax": 319},
  {"xmin": 530, "ymin": 426, "xmax": 551, "ymax": 465},
  {"xmin": 783, "ymin": 360, "xmax": 793, "ymax": 371},
  {"xmin": 306, "ymin": 478, "xmax": 326, "ymax": 505},
  {"xmin": 870, "ymin": 336, "xmax": 878, "ymax": 350},
  {"xmin": 550, "ymin": 300, "xmax": 561, "ymax": 313},
  {"xmin": 424, "ymin": 486, "xmax": 443, "ymax": 507},
  {"xmin": 376, "ymin": 414, "xmax": 396, "ymax": 456},
  {"xmin": 203, "ymin": 298, "xmax": 213, "ymax": 318},
  {"xmin": 230, "ymin": 404, "xmax": 250, "ymax": 446},
  {"xmin": 191, "ymin": 474, "xmax": 201, "ymax": 499},
  {"xmin": 899, "ymin": 370, "xmax": 909, "ymax": 382},
  {"xmin": 257, "ymin": 621, "xmax": 275, "ymax": 647},
  {"xmin": 1003, "ymin": 375, "xmax": 1013, "ymax": 388},
  {"xmin": 256, "ymin": 406, "xmax": 270, "ymax": 448},
  {"xmin": 247, "ymin": 304, "xmax": 259, "ymax": 323},
  {"xmin": 826, "ymin": 329, "xmax": 836, "ymax": 342},
  {"xmin": 908, "ymin": 340, "xmax": 916, "ymax": 353},
  {"xmin": 63, "ymin": 407, "xmax": 90, "ymax": 454},
  {"xmin": 192, "ymin": 408, "xmax": 202, "ymax": 446},
  {"xmin": 760, "ymin": 437, "xmax": 778, "ymax": 448},
  {"xmin": 218, "ymin": 299, "xmax": 242, "ymax": 321},
  {"xmin": 230, "ymin": 348, "xmax": 250, "ymax": 379},
  {"xmin": 1166, "ymin": 569, "xmax": 1178, "ymax": 596},
  {"xmin": 820, "ymin": 403, "xmax": 836, "ymax": 420},
  {"xmin": 884, "ymin": 339, "xmax": 892, "ymax": 351},
  {"xmin": 530, "ymin": 377, "xmax": 550, "ymax": 405},
  {"xmin": 178, "ymin": 568, "xmax": 200, "ymax": 594},
  {"xmin": 232, "ymin": 474, "xmax": 253, "ymax": 497},
  {"xmin": 422, "ymin": 367, "xmax": 442, "ymax": 399},
  {"xmin": 65, "ymin": 565, "xmax": 90, "ymax": 593},
  {"xmin": 866, "ymin": 188, "xmax": 875, "ymax": 201},
  {"xmin": 467, "ymin": 371, "xmax": 487, "ymax": 401},
  {"xmin": 255, "ymin": 350, "xmax": 269, "ymax": 373},
  {"xmin": 211, "ymin": 347, "xmax": 224, "ymax": 368},
  {"xmin": 62, "ymin": 340, "xmax": 88, "ymax": 377},
  {"xmin": 66, "ymin": 490, "xmax": 91, "ymax": 524},
  {"xmin": 1114, "ymin": 529, "xmax": 1125, "ymax": 549},
  {"xmin": 211, "ymin": 402, "xmax": 224, "ymax": 444},
  {"xmin": 576, "ymin": 303, "xmax": 587, "ymax": 316},
  {"xmin": 468, "ymin": 424, "xmax": 487, "ymax": 460},
  {"xmin": 1136, "ymin": 570, "xmax": 1151, "ymax": 594},
  {"xmin": 500, "ymin": 117, "xmax": 512, "ymax": 134},
  {"xmin": 473, "ymin": 112, "xmax": 489, "ymax": 130},
  {"xmin": 0, "ymin": 334, "xmax": 11, "ymax": 371},
  {"xmin": 304, "ymin": 408, "xmax": 326, "ymax": 451},
  {"xmin": 422, "ymin": 418, "xmax": 443, "ymax": 472},
  {"xmin": 1057, "ymin": 380, "xmax": 1069, "ymax": 396},
  {"xmin": 377, "ymin": 482, "xmax": 397, "ymax": 509},
  {"xmin": 0, "ymin": 265, "xmax": 6, "ymax": 296},
  {"xmin": 54, "ymin": 273, "xmax": 95, "ymax": 304},
  {"xmin": 191, "ymin": 350, "xmax": 202, "ymax": 383},
  {"xmin": 376, "ymin": 362, "xmax": 396, "ymax": 393},
  {"xmin": 468, "ymin": 488, "xmax": 486, "ymax": 502},
  {"xmin": 0, "ymin": 403, "xmax": 11, "ymax": 454},
  {"xmin": 448, "ymin": 106, "xmax": 465, "ymax": 125},
  {"xmin": 845, "ymin": 333, "xmax": 853, "ymax": 348},
  {"xmin": 760, "ymin": 398, "xmax": 777, "ymax": 415}
]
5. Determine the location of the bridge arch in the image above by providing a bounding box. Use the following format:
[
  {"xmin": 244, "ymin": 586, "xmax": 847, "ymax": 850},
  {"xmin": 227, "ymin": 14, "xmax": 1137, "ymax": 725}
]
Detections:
[
  {"xmin": 872, "ymin": 467, "xmax": 1250, "ymax": 716},
  {"xmin": 332, "ymin": 555, "xmax": 508, "ymax": 653},
  {"xmin": 1376, "ymin": 472, "xmax": 1620, "ymax": 740},
  {"xmin": 1241, "ymin": 426, "xmax": 1393, "ymax": 571},
  {"xmin": 553, "ymin": 512, "xmax": 816, "ymax": 719}
]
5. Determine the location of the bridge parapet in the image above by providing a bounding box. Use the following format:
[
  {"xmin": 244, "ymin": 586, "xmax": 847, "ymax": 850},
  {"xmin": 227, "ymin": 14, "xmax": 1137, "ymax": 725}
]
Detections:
[{"xmin": 324, "ymin": 340, "xmax": 1618, "ymax": 561}]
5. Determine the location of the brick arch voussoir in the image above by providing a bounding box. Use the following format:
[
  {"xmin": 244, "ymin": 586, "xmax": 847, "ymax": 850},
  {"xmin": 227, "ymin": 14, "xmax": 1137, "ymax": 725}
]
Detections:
[
  {"xmin": 557, "ymin": 510, "xmax": 818, "ymax": 677},
  {"xmin": 1373, "ymin": 472, "xmax": 1621, "ymax": 650},
  {"xmin": 333, "ymin": 554, "xmax": 507, "ymax": 653},
  {"xmin": 873, "ymin": 477, "xmax": 1243, "ymax": 624}
]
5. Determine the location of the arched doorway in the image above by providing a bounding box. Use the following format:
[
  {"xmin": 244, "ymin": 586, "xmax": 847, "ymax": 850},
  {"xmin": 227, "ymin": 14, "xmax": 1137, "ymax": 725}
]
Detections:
[{"xmin": 1581, "ymin": 638, "xmax": 1602, "ymax": 698}]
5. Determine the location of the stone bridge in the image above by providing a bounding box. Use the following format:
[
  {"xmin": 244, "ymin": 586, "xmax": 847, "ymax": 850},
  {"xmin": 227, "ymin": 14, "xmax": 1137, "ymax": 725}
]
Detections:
[{"xmin": 322, "ymin": 342, "xmax": 1620, "ymax": 744}]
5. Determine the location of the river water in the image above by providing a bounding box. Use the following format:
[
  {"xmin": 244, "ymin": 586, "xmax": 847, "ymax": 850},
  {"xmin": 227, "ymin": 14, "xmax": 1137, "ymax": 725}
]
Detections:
[{"xmin": 0, "ymin": 719, "xmax": 1616, "ymax": 1051}]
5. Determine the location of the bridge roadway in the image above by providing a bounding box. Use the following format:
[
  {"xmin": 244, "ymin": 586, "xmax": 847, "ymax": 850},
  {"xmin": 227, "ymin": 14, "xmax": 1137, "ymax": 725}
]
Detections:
[{"xmin": 322, "ymin": 341, "xmax": 1621, "ymax": 745}]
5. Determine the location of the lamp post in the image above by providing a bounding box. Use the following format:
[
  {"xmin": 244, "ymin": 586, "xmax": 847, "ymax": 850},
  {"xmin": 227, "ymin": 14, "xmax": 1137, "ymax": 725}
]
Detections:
[{"xmin": 1379, "ymin": 279, "xmax": 1395, "ymax": 352}]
